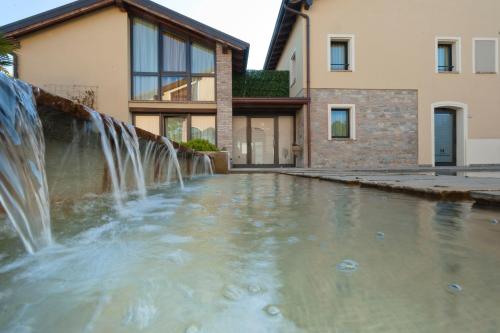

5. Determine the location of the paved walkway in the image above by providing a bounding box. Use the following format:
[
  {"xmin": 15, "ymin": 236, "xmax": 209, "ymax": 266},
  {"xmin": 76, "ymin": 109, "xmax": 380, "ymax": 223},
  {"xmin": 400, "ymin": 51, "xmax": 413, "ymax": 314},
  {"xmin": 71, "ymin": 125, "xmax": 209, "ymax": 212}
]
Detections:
[{"xmin": 231, "ymin": 166, "xmax": 500, "ymax": 206}]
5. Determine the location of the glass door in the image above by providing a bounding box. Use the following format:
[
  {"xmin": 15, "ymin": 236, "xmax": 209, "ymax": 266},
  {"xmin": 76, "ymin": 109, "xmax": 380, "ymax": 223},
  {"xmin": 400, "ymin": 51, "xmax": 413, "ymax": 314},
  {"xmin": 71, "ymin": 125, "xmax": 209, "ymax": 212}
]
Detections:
[{"xmin": 251, "ymin": 118, "xmax": 275, "ymax": 165}]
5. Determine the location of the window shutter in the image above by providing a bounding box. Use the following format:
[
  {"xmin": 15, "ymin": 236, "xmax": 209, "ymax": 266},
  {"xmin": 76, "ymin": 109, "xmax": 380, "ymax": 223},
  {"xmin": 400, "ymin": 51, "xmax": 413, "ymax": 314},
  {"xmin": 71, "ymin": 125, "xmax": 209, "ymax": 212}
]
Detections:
[{"xmin": 475, "ymin": 40, "xmax": 496, "ymax": 73}]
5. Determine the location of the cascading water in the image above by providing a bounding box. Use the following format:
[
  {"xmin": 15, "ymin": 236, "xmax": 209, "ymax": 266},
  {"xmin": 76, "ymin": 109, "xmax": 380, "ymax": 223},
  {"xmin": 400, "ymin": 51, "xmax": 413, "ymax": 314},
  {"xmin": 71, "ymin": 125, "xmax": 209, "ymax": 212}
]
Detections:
[
  {"xmin": 0, "ymin": 73, "xmax": 52, "ymax": 254},
  {"xmin": 191, "ymin": 154, "xmax": 214, "ymax": 178},
  {"xmin": 203, "ymin": 154, "xmax": 214, "ymax": 176},
  {"xmin": 160, "ymin": 137, "xmax": 184, "ymax": 189}
]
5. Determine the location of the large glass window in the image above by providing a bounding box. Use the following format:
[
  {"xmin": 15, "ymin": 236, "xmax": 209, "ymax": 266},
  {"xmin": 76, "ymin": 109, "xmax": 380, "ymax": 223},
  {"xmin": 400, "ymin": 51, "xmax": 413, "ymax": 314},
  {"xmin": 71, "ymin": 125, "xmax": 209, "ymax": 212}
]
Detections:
[
  {"xmin": 162, "ymin": 32, "xmax": 186, "ymax": 72},
  {"xmin": 134, "ymin": 115, "xmax": 160, "ymax": 135},
  {"xmin": 133, "ymin": 76, "xmax": 158, "ymax": 100},
  {"xmin": 191, "ymin": 115, "xmax": 216, "ymax": 144},
  {"xmin": 164, "ymin": 117, "xmax": 188, "ymax": 143},
  {"xmin": 331, "ymin": 109, "xmax": 350, "ymax": 138},
  {"xmin": 191, "ymin": 77, "xmax": 215, "ymax": 101},
  {"xmin": 133, "ymin": 19, "xmax": 158, "ymax": 73},
  {"xmin": 191, "ymin": 43, "xmax": 215, "ymax": 74},
  {"xmin": 131, "ymin": 18, "xmax": 216, "ymax": 102},
  {"xmin": 161, "ymin": 77, "xmax": 188, "ymax": 101}
]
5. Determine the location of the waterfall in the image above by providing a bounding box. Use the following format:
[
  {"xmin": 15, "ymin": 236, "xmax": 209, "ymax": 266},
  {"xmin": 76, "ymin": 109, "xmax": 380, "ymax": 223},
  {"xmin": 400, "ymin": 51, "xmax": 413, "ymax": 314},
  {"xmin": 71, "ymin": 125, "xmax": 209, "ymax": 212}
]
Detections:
[
  {"xmin": 203, "ymin": 155, "xmax": 214, "ymax": 176},
  {"xmin": 160, "ymin": 137, "xmax": 184, "ymax": 189},
  {"xmin": 191, "ymin": 154, "xmax": 214, "ymax": 178},
  {"xmin": 89, "ymin": 110, "xmax": 124, "ymax": 208},
  {"xmin": 0, "ymin": 74, "xmax": 52, "ymax": 254}
]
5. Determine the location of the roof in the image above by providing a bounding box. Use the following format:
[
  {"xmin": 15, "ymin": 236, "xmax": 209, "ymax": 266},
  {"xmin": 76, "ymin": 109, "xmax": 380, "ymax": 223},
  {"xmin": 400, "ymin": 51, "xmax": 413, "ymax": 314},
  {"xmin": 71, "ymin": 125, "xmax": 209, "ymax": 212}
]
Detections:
[
  {"xmin": 0, "ymin": 0, "xmax": 250, "ymax": 72},
  {"xmin": 264, "ymin": 0, "xmax": 312, "ymax": 70}
]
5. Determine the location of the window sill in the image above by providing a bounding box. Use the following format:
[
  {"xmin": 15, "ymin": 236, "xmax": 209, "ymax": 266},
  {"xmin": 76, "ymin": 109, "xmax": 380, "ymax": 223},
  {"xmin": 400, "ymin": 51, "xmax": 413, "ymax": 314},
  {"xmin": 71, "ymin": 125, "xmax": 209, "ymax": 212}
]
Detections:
[
  {"xmin": 437, "ymin": 71, "xmax": 460, "ymax": 74},
  {"xmin": 474, "ymin": 72, "xmax": 498, "ymax": 75},
  {"xmin": 329, "ymin": 138, "xmax": 355, "ymax": 141},
  {"xmin": 330, "ymin": 70, "xmax": 353, "ymax": 73}
]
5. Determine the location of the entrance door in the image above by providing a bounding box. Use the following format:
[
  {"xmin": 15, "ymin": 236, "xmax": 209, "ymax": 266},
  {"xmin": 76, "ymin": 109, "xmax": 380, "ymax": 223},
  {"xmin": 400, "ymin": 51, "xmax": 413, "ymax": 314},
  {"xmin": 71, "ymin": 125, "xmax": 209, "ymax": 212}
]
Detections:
[
  {"xmin": 434, "ymin": 109, "xmax": 456, "ymax": 166},
  {"xmin": 232, "ymin": 115, "xmax": 295, "ymax": 167},
  {"xmin": 251, "ymin": 118, "xmax": 275, "ymax": 165}
]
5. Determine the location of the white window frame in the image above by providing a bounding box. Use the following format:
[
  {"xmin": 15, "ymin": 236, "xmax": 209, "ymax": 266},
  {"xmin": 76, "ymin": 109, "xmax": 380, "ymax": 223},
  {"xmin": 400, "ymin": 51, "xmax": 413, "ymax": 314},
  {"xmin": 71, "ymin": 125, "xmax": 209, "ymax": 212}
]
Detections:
[
  {"xmin": 327, "ymin": 104, "xmax": 356, "ymax": 140},
  {"xmin": 289, "ymin": 50, "xmax": 297, "ymax": 87},
  {"xmin": 435, "ymin": 36, "xmax": 461, "ymax": 73},
  {"xmin": 327, "ymin": 34, "xmax": 355, "ymax": 72},
  {"xmin": 472, "ymin": 37, "xmax": 499, "ymax": 74}
]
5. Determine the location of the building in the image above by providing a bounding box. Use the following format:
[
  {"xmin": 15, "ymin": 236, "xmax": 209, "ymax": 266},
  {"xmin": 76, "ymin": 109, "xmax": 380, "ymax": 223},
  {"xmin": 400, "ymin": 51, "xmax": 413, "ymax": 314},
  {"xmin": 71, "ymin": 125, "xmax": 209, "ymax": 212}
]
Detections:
[
  {"xmin": 266, "ymin": 0, "xmax": 500, "ymax": 168},
  {"xmin": 2, "ymin": 0, "xmax": 500, "ymax": 168}
]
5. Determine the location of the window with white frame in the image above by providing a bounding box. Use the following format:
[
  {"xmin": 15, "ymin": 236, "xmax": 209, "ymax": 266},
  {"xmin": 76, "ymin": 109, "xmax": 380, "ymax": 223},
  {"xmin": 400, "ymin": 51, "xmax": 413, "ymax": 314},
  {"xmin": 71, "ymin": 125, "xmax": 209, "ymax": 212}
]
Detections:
[
  {"xmin": 328, "ymin": 104, "xmax": 356, "ymax": 140},
  {"xmin": 436, "ymin": 37, "xmax": 461, "ymax": 73},
  {"xmin": 473, "ymin": 38, "xmax": 498, "ymax": 74},
  {"xmin": 290, "ymin": 51, "xmax": 297, "ymax": 86},
  {"xmin": 329, "ymin": 35, "xmax": 355, "ymax": 72}
]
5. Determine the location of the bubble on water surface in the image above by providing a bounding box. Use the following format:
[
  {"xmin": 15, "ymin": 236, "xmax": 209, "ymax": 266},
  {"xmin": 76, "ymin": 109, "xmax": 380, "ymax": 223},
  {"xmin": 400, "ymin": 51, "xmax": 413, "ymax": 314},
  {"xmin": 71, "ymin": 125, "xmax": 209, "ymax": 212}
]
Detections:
[
  {"xmin": 264, "ymin": 305, "xmax": 281, "ymax": 316},
  {"xmin": 222, "ymin": 285, "xmax": 244, "ymax": 301},
  {"xmin": 377, "ymin": 232, "xmax": 385, "ymax": 240},
  {"xmin": 336, "ymin": 259, "xmax": 359, "ymax": 273},
  {"xmin": 491, "ymin": 219, "xmax": 499, "ymax": 225},
  {"xmin": 447, "ymin": 284, "xmax": 463, "ymax": 294}
]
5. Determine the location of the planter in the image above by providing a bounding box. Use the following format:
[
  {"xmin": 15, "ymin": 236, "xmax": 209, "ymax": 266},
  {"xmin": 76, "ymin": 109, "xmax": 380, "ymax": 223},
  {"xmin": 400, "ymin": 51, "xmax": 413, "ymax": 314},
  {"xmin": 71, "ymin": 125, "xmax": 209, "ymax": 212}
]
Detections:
[{"xmin": 199, "ymin": 151, "xmax": 230, "ymax": 174}]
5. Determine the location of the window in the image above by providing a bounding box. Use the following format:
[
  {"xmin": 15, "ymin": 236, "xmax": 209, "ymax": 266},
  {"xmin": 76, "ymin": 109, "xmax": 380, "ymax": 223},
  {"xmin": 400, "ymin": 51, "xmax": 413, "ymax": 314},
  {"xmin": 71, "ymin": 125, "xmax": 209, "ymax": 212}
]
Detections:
[
  {"xmin": 191, "ymin": 115, "xmax": 216, "ymax": 144},
  {"xmin": 328, "ymin": 104, "xmax": 356, "ymax": 140},
  {"xmin": 331, "ymin": 109, "xmax": 350, "ymax": 138},
  {"xmin": 329, "ymin": 35, "xmax": 354, "ymax": 72},
  {"xmin": 131, "ymin": 18, "xmax": 216, "ymax": 102},
  {"xmin": 290, "ymin": 51, "xmax": 297, "ymax": 86},
  {"xmin": 134, "ymin": 115, "xmax": 160, "ymax": 135},
  {"xmin": 164, "ymin": 116, "xmax": 188, "ymax": 143},
  {"xmin": 438, "ymin": 44, "xmax": 453, "ymax": 72},
  {"xmin": 436, "ymin": 37, "xmax": 461, "ymax": 73},
  {"xmin": 473, "ymin": 38, "xmax": 498, "ymax": 74}
]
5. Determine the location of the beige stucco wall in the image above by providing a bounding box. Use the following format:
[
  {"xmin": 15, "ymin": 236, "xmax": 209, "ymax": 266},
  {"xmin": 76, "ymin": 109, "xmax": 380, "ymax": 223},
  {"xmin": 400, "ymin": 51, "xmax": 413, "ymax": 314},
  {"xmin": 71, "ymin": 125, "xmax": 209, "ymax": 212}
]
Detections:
[
  {"xmin": 282, "ymin": 0, "xmax": 500, "ymax": 166},
  {"xmin": 276, "ymin": 16, "xmax": 306, "ymax": 98},
  {"xmin": 17, "ymin": 7, "xmax": 130, "ymax": 122}
]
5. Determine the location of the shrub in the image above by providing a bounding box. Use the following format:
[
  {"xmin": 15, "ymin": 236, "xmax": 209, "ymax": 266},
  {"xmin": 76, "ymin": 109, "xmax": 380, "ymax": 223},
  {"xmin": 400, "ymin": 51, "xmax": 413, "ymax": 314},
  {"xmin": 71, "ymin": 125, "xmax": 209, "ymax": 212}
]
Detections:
[
  {"xmin": 233, "ymin": 70, "xmax": 289, "ymax": 97},
  {"xmin": 183, "ymin": 139, "xmax": 218, "ymax": 152}
]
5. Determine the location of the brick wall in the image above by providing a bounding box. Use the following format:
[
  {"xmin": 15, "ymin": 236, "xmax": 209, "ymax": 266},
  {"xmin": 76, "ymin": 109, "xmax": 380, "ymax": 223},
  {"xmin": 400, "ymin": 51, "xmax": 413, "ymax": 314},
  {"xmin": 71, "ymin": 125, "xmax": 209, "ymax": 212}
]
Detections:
[
  {"xmin": 310, "ymin": 89, "xmax": 418, "ymax": 169},
  {"xmin": 216, "ymin": 44, "xmax": 233, "ymax": 153}
]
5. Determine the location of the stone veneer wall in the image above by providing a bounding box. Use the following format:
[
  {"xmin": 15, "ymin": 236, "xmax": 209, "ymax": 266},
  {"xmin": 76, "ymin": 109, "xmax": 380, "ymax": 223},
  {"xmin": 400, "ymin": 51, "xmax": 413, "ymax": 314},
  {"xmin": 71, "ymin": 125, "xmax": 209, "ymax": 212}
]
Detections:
[
  {"xmin": 216, "ymin": 44, "xmax": 233, "ymax": 153},
  {"xmin": 310, "ymin": 89, "xmax": 418, "ymax": 169}
]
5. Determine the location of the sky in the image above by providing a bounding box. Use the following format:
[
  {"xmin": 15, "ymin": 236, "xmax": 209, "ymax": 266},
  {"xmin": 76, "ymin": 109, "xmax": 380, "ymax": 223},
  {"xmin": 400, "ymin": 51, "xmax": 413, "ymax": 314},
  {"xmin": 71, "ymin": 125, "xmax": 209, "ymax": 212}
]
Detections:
[{"xmin": 0, "ymin": 0, "xmax": 282, "ymax": 69}]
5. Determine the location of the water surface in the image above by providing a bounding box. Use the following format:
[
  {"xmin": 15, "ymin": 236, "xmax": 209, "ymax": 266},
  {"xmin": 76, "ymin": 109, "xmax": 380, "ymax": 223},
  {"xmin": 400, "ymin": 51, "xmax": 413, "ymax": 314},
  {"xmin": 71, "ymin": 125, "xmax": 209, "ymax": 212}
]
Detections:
[{"xmin": 1, "ymin": 174, "xmax": 499, "ymax": 333}]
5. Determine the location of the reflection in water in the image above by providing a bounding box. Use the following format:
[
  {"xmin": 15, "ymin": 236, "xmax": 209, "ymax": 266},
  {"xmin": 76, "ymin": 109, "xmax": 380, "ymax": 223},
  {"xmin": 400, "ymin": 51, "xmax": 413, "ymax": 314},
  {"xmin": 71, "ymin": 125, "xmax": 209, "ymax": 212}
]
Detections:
[{"xmin": 0, "ymin": 174, "xmax": 500, "ymax": 332}]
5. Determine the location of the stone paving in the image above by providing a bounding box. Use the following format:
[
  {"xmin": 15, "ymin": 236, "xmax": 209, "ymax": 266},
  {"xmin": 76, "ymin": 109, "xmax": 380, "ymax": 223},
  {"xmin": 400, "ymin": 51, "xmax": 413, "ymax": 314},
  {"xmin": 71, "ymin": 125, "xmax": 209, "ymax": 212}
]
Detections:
[{"xmin": 231, "ymin": 167, "xmax": 500, "ymax": 206}]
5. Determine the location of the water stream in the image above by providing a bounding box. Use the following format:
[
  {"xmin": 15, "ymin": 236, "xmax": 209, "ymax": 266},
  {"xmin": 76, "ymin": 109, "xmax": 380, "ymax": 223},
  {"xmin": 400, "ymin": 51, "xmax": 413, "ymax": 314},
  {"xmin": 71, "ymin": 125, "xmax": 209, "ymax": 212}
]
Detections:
[{"xmin": 0, "ymin": 74, "xmax": 52, "ymax": 254}]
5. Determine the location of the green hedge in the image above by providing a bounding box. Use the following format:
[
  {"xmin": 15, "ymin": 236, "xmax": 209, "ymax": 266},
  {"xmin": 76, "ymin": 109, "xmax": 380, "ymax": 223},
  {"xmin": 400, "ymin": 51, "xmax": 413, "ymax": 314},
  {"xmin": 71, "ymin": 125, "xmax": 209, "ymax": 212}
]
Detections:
[
  {"xmin": 183, "ymin": 139, "xmax": 219, "ymax": 152},
  {"xmin": 233, "ymin": 70, "xmax": 289, "ymax": 97}
]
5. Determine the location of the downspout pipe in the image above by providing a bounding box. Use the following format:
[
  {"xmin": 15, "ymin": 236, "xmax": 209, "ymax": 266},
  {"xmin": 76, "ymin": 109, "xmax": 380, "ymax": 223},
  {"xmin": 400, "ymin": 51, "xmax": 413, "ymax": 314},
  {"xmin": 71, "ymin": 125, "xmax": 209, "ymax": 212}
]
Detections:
[{"xmin": 283, "ymin": 3, "xmax": 312, "ymax": 168}]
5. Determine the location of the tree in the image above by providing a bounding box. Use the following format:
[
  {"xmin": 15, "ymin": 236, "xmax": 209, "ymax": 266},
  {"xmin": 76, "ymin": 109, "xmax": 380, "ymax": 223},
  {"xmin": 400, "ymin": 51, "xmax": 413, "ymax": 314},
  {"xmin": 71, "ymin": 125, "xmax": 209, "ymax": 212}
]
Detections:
[{"xmin": 0, "ymin": 33, "xmax": 17, "ymax": 75}]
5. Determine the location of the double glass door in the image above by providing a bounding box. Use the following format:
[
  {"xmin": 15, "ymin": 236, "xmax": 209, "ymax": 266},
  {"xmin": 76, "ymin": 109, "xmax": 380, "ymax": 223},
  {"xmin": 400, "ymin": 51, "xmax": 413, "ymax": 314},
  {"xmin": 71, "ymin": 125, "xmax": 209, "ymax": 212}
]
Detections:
[{"xmin": 233, "ymin": 115, "xmax": 295, "ymax": 167}]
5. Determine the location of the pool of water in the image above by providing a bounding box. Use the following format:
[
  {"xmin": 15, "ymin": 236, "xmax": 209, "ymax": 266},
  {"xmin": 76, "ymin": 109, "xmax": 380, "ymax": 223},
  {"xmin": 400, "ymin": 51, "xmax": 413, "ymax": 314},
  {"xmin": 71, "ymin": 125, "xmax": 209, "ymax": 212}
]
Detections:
[{"xmin": 1, "ymin": 174, "xmax": 500, "ymax": 333}]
